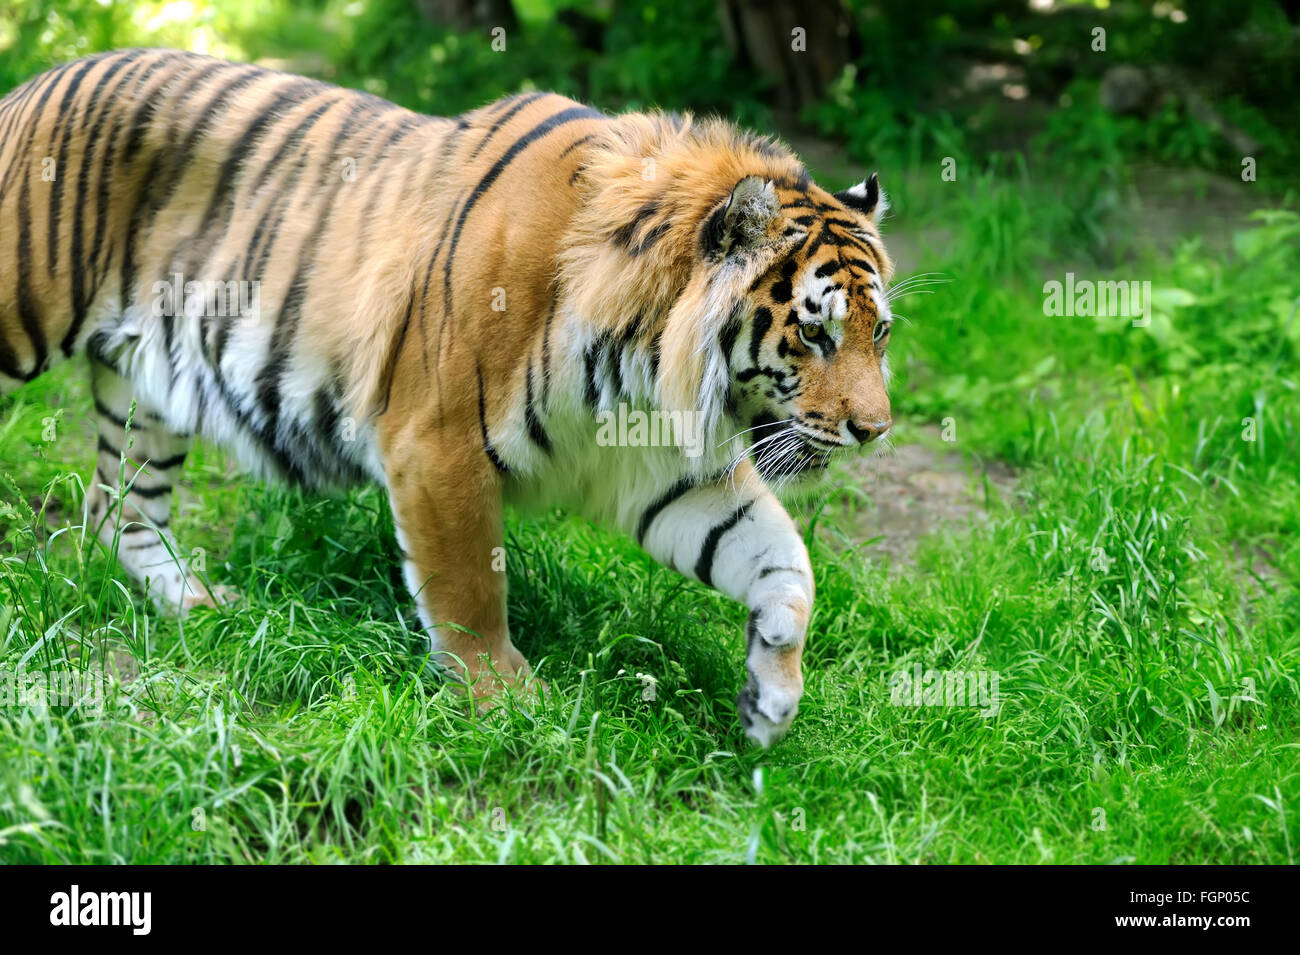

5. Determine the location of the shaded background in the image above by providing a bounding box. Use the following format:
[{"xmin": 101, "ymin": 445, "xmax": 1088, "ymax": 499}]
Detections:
[{"xmin": 2, "ymin": 1, "xmax": 1296, "ymax": 185}]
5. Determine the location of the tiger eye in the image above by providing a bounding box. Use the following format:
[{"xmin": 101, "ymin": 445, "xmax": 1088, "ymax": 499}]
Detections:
[{"xmin": 802, "ymin": 323, "xmax": 822, "ymax": 339}]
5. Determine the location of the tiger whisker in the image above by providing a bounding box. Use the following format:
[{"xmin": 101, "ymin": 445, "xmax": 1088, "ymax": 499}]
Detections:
[
  {"xmin": 724, "ymin": 429, "xmax": 788, "ymax": 489},
  {"xmin": 757, "ymin": 432, "xmax": 813, "ymax": 492},
  {"xmin": 745, "ymin": 431, "xmax": 800, "ymax": 491},
  {"xmin": 884, "ymin": 288, "xmax": 936, "ymax": 303},
  {"xmin": 765, "ymin": 442, "xmax": 805, "ymax": 489},
  {"xmin": 885, "ymin": 273, "xmax": 950, "ymax": 300},
  {"xmin": 716, "ymin": 417, "xmax": 794, "ymax": 448}
]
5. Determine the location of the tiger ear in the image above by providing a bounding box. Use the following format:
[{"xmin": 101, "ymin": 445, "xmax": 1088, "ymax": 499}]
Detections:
[
  {"xmin": 701, "ymin": 176, "xmax": 780, "ymax": 259},
  {"xmin": 835, "ymin": 172, "xmax": 887, "ymax": 223}
]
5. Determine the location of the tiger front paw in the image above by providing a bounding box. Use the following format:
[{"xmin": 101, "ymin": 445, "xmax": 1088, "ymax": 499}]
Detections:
[
  {"xmin": 455, "ymin": 646, "xmax": 547, "ymax": 713},
  {"xmin": 737, "ymin": 599, "xmax": 808, "ymax": 747}
]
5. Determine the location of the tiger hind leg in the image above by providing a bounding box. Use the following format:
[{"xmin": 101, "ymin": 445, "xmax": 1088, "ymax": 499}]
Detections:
[{"xmin": 86, "ymin": 359, "xmax": 237, "ymax": 613}]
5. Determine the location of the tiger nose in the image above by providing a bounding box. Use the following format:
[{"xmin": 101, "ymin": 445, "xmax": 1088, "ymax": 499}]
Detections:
[{"xmin": 846, "ymin": 418, "xmax": 891, "ymax": 444}]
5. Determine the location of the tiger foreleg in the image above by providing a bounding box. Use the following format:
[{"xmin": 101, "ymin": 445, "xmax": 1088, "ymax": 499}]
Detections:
[
  {"xmin": 633, "ymin": 462, "xmax": 814, "ymax": 746},
  {"xmin": 381, "ymin": 420, "xmax": 531, "ymax": 702}
]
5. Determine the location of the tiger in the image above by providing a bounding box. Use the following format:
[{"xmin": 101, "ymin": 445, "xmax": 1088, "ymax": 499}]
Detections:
[{"xmin": 0, "ymin": 49, "xmax": 895, "ymax": 746}]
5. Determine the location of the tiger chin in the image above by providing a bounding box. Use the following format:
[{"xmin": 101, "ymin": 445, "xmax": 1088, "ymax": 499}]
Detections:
[{"xmin": 0, "ymin": 50, "xmax": 894, "ymax": 747}]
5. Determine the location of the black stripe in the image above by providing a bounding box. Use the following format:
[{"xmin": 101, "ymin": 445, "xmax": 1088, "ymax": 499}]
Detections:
[
  {"xmin": 15, "ymin": 176, "xmax": 49, "ymax": 379},
  {"xmin": 737, "ymin": 366, "xmax": 786, "ymax": 383},
  {"xmin": 125, "ymin": 538, "xmax": 164, "ymax": 551},
  {"xmin": 719, "ymin": 305, "xmax": 743, "ymax": 362},
  {"xmin": 204, "ymin": 98, "xmax": 375, "ymax": 482},
  {"xmin": 0, "ymin": 60, "xmax": 102, "ymax": 377},
  {"xmin": 152, "ymin": 81, "xmax": 322, "ymax": 354},
  {"xmin": 253, "ymin": 270, "xmax": 309, "ymax": 454},
  {"xmin": 558, "ymin": 131, "xmax": 597, "ymax": 159},
  {"xmin": 84, "ymin": 57, "xmax": 151, "ymax": 306},
  {"xmin": 0, "ymin": 64, "xmax": 47, "ymax": 151},
  {"xmin": 745, "ymin": 608, "xmax": 762, "ymax": 654},
  {"xmin": 158, "ymin": 78, "xmax": 317, "ymax": 275},
  {"xmin": 174, "ymin": 63, "xmax": 263, "ymax": 150},
  {"xmin": 700, "ymin": 202, "xmax": 727, "ymax": 257},
  {"xmin": 630, "ymin": 219, "xmax": 672, "ymax": 256},
  {"xmin": 523, "ymin": 366, "xmax": 552, "ymax": 454},
  {"xmin": 250, "ymin": 98, "xmax": 369, "ymax": 477},
  {"xmin": 112, "ymin": 61, "xmax": 212, "ymax": 323},
  {"xmin": 443, "ymin": 106, "xmax": 603, "ymax": 319},
  {"xmin": 649, "ymin": 329, "xmax": 663, "ymax": 382},
  {"xmin": 619, "ymin": 310, "xmax": 647, "ymax": 352},
  {"xmin": 0, "ymin": 59, "xmax": 75, "ymax": 211},
  {"xmin": 96, "ymin": 434, "xmax": 120, "ymax": 457},
  {"xmin": 123, "ymin": 481, "xmax": 171, "ymax": 499},
  {"xmin": 582, "ymin": 335, "xmax": 604, "ymax": 409},
  {"xmin": 148, "ymin": 452, "xmax": 188, "ymax": 471},
  {"xmin": 313, "ymin": 381, "xmax": 343, "ymax": 456},
  {"xmin": 309, "ymin": 379, "xmax": 364, "ymax": 485},
  {"xmin": 376, "ymin": 293, "xmax": 416, "ymax": 417},
  {"xmin": 245, "ymin": 97, "xmax": 351, "ymax": 280},
  {"xmin": 606, "ymin": 336, "xmax": 624, "ymax": 401},
  {"xmin": 539, "ymin": 296, "xmax": 555, "ymax": 410},
  {"xmin": 484, "ymin": 91, "xmax": 529, "ymax": 117},
  {"xmin": 46, "ymin": 54, "xmax": 103, "ymax": 274},
  {"xmin": 476, "ymin": 367, "xmax": 510, "ymax": 475},
  {"xmin": 802, "ymin": 225, "xmax": 833, "ymax": 259},
  {"xmin": 612, "ymin": 199, "xmax": 659, "ymax": 250},
  {"xmin": 248, "ymin": 94, "xmax": 338, "ymax": 201},
  {"xmin": 636, "ymin": 477, "xmax": 695, "ymax": 544},
  {"xmin": 0, "ymin": 329, "xmax": 23, "ymax": 380},
  {"xmin": 142, "ymin": 68, "xmax": 271, "ymax": 323},
  {"xmin": 412, "ymin": 123, "xmax": 472, "ymax": 372},
  {"xmin": 94, "ymin": 397, "xmax": 129, "ymax": 429},
  {"xmin": 841, "ymin": 251, "xmax": 877, "ymax": 275},
  {"xmin": 119, "ymin": 521, "xmax": 164, "ymax": 535},
  {"xmin": 116, "ymin": 144, "xmax": 170, "ymax": 336},
  {"xmin": 113, "ymin": 55, "xmax": 194, "ymax": 177},
  {"xmin": 694, "ymin": 502, "xmax": 754, "ymax": 587},
  {"xmin": 61, "ymin": 53, "xmax": 135, "ymax": 356},
  {"xmin": 469, "ymin": 91, "xmax": 546, "ymax": 159},
  {"xmin": 749, "ymin": 307, "xmax": 772, "ymax": 365},
  {"xmin": 204, "ymin": 366, "xmax": 307, "ymax": 485}
]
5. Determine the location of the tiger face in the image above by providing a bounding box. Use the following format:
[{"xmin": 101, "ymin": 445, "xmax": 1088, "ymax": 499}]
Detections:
[{"xmin": 722, "ymin": 174, "xmax": 895, "ymax": 482}]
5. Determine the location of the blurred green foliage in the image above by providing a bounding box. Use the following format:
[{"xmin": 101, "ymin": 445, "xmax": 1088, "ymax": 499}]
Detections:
[
  {"xmin": 3, "ymin": 1, "xmax": 1295, "ymax": 184},
  {"xmin": 808, "ymin": 1, "xmax": 1297, "ymax": 189},
  {"xmin": 0, "ymin": 0, "xmax": 769, "ymax": 121}
]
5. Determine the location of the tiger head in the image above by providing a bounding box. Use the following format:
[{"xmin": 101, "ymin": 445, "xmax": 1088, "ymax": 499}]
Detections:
[
  {"xmin": 562, "ymin": 114, "xmax": 895, "ymax": 481},
  {"xmin": 712, "ymin": 173, "xmax": 895, "ymax": 483}
]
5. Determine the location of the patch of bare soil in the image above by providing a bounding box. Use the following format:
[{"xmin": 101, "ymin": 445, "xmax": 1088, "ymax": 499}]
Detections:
[{"xmin": 817, "ymin": 425, "xmax": 1018, "ymax": 564}]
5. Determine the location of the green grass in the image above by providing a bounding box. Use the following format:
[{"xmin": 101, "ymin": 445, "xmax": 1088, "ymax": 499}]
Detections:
[{"xmin": 2, "ymin": 158, "xmax": 1297, "ymax": 862}]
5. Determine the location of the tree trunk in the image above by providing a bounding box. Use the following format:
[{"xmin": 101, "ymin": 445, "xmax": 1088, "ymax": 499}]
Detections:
[{"xmin": 717, "ymin": 0, "xmax": 857, "ymax": 110}]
